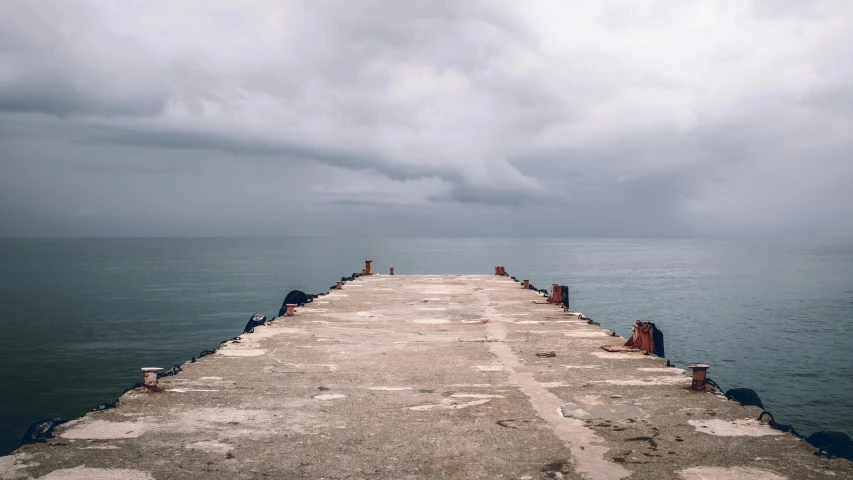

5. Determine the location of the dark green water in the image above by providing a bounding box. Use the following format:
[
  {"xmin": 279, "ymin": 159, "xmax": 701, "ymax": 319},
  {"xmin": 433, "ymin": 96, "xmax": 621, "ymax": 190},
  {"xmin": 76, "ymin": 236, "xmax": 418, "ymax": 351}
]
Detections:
[{"xmin": 1, "ymin": 237, "xmax": 851, "ymax": 455}]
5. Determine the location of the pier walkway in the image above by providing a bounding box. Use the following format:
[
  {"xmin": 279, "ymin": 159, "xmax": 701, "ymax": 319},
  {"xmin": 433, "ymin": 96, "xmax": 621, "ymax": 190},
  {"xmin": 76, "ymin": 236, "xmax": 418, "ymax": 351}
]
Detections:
[{"xmin": 2, "ymin": 274, "xmax": 849, "ymax": 479}]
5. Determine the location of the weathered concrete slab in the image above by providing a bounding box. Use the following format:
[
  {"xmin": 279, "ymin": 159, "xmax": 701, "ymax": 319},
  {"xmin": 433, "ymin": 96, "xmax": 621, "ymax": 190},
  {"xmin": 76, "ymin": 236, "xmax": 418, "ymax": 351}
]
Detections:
[{"xmin": 2, "ymin": 275, "xmax": 850, "ymax": 479}]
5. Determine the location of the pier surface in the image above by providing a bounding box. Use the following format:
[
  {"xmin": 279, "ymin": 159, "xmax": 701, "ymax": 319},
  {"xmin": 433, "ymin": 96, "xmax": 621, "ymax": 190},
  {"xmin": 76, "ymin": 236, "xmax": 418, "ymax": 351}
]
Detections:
[{"xmin": 2, "ymin": 275, "xmax": 850, "ymax": 479}]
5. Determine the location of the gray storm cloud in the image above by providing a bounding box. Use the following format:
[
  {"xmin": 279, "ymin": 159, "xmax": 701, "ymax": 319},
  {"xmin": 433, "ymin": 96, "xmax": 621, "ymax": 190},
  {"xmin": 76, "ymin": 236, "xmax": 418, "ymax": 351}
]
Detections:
[{"xmin": 0, "ymin": 0, "xmax": 851, "ymax": 237}]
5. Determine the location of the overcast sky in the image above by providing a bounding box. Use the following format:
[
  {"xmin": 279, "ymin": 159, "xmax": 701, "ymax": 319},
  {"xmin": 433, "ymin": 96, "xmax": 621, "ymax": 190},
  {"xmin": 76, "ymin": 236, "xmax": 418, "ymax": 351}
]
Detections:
[{"xmin": 1, "ymin": 1, "xmax": 851, "ymax": 237}]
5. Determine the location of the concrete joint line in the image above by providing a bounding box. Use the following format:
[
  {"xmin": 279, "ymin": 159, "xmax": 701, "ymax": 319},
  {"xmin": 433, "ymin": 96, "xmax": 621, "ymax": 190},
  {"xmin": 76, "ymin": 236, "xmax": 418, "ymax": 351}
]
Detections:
[{"xmin": 480, "ymin": 292, "xmax": 630, "ymax": 480}]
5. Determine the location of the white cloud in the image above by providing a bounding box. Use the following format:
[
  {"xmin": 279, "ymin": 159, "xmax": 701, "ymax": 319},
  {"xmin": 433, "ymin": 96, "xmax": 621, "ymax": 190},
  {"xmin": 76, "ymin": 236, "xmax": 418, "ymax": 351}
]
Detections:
[{"xmin": 1, "ymin": 0, "xmax": 851, "ymax": 236}]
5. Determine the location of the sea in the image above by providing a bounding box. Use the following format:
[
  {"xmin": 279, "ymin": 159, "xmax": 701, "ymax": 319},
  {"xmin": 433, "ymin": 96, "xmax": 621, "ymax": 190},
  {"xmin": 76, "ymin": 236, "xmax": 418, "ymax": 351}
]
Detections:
[{"xmin": 1, "ymin": 237, "xmax": 851, "ymax": 455}]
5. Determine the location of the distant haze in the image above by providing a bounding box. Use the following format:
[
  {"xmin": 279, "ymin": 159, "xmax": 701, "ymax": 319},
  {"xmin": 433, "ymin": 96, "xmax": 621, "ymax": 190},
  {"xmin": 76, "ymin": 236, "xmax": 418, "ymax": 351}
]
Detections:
[{"xmin": 1, "ymin": 1, "xmax": 852, "ymax": 237}]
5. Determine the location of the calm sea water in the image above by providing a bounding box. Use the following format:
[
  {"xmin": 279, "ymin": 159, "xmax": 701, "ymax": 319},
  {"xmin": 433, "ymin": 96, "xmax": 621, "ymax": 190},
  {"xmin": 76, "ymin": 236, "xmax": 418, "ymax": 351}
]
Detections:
[{"xmin": 1, "ymin": 237, "xmax": 851, "ymax": 455}]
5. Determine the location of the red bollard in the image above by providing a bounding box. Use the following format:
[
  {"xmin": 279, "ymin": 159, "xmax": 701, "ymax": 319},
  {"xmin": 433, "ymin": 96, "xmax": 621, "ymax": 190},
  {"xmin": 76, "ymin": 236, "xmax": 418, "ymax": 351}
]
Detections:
[
  {"xmin": 547, "ymin": 284, "xmax": 561, "ymax": 303},
  {"xmin": 286, "ymin": 304, "xmax": 296, "ymax": 316},
  {"xmin": 688, "ymin": 364, "xmax": 709, "ymax": 391},
  {"xmin": 336, "ymin": 281, "xmax": 342, "ymax": 289},
  {"xmin": 141, "ymin": 367, "xmax": 163, "ymax": 392},
  {"xmin": 523, "ymin": 280, "xmax": 529, "ymax": 289},
  {"xmin": 390, "ymin": 267, "xmax": 394, "ymax": 275},
  {"xmin": 365, "ymin": 260, "xmax": 373, "ymax": 275}
]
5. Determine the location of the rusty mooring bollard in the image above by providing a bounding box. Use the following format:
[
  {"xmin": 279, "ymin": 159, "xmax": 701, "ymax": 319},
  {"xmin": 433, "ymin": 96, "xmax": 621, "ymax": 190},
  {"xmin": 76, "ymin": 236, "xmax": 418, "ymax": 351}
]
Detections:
[
  {"xmin": 365, "ymin": 260, "xmax": 372, "ymax": 275},
  {"xmin": 286, "ymin": 304, "xmax": 296, "ymax": 316},
  {"xmin": 141, "ymin": 367, "xmax": 164, "ymax": 392},
  {"xmin": 390, "ymin": 267, "xmax": 394, "ymax": 275},
  {"xmin": 688, "ymin": 364, "xmax": 710, "ymax": 391},
  {"xmin": 495, "ymin": 266, "xmax": 501, "ymax": 275},
  {"xmin": 523, "ymin": 279, "xmax": 529, "ymax": 289},
  {"xmin": 336, "ymin": 281, "xmax": 342, "ymax": 289},
  {"xmin": 547, "ymin": 284, "xmax": 561, "ymax": 303}
]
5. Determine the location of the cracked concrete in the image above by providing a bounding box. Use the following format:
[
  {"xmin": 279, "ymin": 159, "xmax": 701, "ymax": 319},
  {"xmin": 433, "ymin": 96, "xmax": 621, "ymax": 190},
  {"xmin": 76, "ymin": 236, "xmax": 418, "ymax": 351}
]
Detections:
[{"xmin": 1, "ymin": 275, "xmax": 850, "ymax": 479}]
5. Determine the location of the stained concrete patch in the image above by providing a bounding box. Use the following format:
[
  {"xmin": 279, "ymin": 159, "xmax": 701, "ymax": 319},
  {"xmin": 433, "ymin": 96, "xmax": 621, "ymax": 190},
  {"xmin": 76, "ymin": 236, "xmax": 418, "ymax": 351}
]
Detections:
[
  {"xmin": 689, "ymin": 419, "xmax": 786, "ymax": 437},
  {"xmin": 590, "ymin": 376, "xmax": 690, "ymax": 386},
  {"xmin": 458, "ymin": 337, "xmax": 499, "ymax": 343},
  {"xmin": 169, "ymin": 408, "xmax": 277, "ymax": 434},
  {"xmin": 272, "ymin": 362, "xmax": 337, "ymax": 373},
  {"xmin": 563, "ymin": 330, "xmax": 610, "ymax": 337},
  {"xmin": 450, "ymin": 393, "xmax": 504, "ymax": 399},
  {"xmin": 61, "ymin": 420, "xmax": 152, "ymax": 440},
  {"xmin": 217, "ymin": 348, "xmax": 266, "ymax": 357},
  {"xmin": 168, "ymin": 388, "xmax": 219, "ymax": 392},
  {"xmin": 38, "ymin": 467, "xmax": 155, "ymax": 479},
  {"xmin": 562, "ymin": 404, "xmax": 647, "ymax": 422},
  {"xmin": 409, "ymin": 398, "xmax": 493, "ymax": 411},
  {"xmin": 576, "ymin": 394, "xmax": 605, "ymax": 405},
  {"xmin": 314, "ymin": 394, "xmax": 347, "ymax": 400},
  {"xmin": 637, "ymin": 367, "xmax": 685, "ymax": 373},
  {"xmin": 185, "ymin": 440, "xmax": 234, "ymax": 453},
  {"xmin": 472, "ymin": 365, "xmax": 503, "ymax": 371},
  {"xmin": 272, "ymin": 327, "xmax": 307, "ymax": 334},
  {"xmin": 0, "ymin": 452, "xmax": 37, "ymax": 479},
  {"xmin": 677, "ymin": 466, "xmax": 787, "ymax": 479}
]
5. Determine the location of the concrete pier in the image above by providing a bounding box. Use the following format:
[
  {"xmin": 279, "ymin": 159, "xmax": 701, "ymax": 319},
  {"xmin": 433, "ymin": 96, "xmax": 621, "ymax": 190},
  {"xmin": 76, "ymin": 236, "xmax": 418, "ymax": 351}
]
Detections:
[{"xmin": 2, "ymin": 275, "xmax": 850, "ymax": 479}]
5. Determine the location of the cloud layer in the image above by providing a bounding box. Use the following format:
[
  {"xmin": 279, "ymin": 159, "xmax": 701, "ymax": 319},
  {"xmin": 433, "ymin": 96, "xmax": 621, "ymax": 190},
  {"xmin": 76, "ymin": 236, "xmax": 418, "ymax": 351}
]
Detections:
[{"xmin": 1, "ymin": 0, "xmax": 852, "ymax": 236}]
